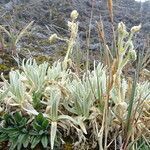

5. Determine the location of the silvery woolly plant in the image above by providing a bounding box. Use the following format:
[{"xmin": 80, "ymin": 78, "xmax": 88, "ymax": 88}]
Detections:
[
  {"xmin": 0, "ymin": 70, "xmax": 36, "ymax": 115},
  {"xmin": 110, "ymin": 22, "xmax": 141, "ymax": 118},
  {"xmin": 108, "ymin": 23, "xmax": 150, "ymax": 149},
  {"xmin": 21, "ymin": 59, "xmax": 48, "ymax": 109},
  {"xmin": 0, "ymin": 10, "xmax": 149, "ymax": 150},
  {"xmin": 49, "ymin": 10, "xmax": 79, "ymax": 70}
]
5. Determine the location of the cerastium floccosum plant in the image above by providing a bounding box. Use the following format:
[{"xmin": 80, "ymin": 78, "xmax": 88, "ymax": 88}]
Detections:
[
  {"xmin": 49, "ymin": 10, "xmax": 79, "ymax": 69},
  {"xmin": 111, "ymin": 22, "xmax": 141, "ymax": 106},
  {"xmin": 21, "ymin": 59, "xmax": 49, "ymax": 109},
  {"xmin": 0, "ymin": 10, "xmax": 149, "ymax": 150},
  {"xmin": 108, "ymin": 22, "xmax": 148, "ymax": 150}
]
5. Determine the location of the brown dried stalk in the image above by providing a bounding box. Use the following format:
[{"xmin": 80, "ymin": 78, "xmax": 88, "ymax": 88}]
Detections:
[
  {"xmin": 107, "ymin": 0, "xmax": 117, "ymax": 57},
  {"xmin": 107, "ymin": 0, "xmax": 113, "ymax": 23}
]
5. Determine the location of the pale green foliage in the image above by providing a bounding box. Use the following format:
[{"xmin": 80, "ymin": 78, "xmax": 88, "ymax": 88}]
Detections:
[
  {"xmin": 65, "ymin": 78, "xmax": 94, "ymax": 117},
  {"xmin": 64, "ymin": 62, "xmax": 107, "ymax": 118},
  {"xmin": 0, "ymin": 10, "xmax": 149, "ymax": 150},
  {"xmin": 0, "ymin": 57, "xmax": 149, "ymax": 149},
  {"xmin": 22, "ymin": 59, "xmax": 48, "ymax": 92},
  {"xmin": 136, "ymin": 81, "xmax": 150, "ymax": 100},
  {"xmin": 2, "ymin": 71, "xmax": 28, "ymax": 107},
  {"xmin": 46, "ymin": 86, "xmax": 61, "ymax": 121},
  {"xmin": 87, "ymin": 62, "xmax": 107, "ymax": 100},
  {"xmin": 21, "ymin": 59, "xmax": 48, "ymax": 108},
  {"xmin": 47, "ymin": 60, "xmax": 69, "ymax": 82}
]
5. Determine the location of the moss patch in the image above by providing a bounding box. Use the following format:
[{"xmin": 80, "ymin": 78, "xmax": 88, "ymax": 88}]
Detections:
[
  {"xmin": 33, "ymin": 55, "xmax": 54, "ymax": 65},
  {"xmin": 0, "ymin": 53, "xmax": 18, "ymax": 80}
]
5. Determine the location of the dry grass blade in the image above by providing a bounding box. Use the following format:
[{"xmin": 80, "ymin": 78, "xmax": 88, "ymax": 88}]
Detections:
[
  {"xmin": 96, "ymin": 18, "xmax": 105, "ymax": 44},
  {"xmin": 0, "ymin": 25, "xmax": 11, "ymax": 38},
  {"xmin": 107, "ymin": 0, "xmax": 117, "ymax": 57},
  {"xmin": 15, "ymin": 21, "xmax": 34, "ymax": 45},
  {"xmin": 107, "ymin": 0, "xmax": 113, "ymax": 23},
  {"xmin": 96, "ymin": 19, "xmax": 112, "ymax": 68},
  {"xmin": 142, "ymin": 50, "xmax": 150, "ymax": 69},
  {"xmin": 86, "ymin": 0, "xmax": 94, "ymax": 71}
]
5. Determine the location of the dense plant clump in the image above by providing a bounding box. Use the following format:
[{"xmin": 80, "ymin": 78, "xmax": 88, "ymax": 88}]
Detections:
[
  {"xmin": 0, "ymin": 10, "xmax": 150, "ymax": 150},
  {"xmin": 0, "ymin": 112, "xmax": 53, "ymax": 149}
]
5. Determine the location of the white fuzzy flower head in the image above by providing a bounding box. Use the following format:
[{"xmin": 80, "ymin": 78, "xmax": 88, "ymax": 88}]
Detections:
[
  {"xmin": 131, "ymin": 24, "xmax": 141, "ymax": 33},
  {"xmin": 70, "ymin": 10, "xmax": 79, "ymax": 21},
  {"xmin": 49, "ymin": 34, "xmax": 58, "ymax": 43},
  {"xmin": 118, "ymin": 22, "xmax": 129, "ymax": 36},
  {"xmin": 129, "ymin": 49, "xmax": 137, "ymax": 61},
  {"xmin": 68, "ymin": 21, "xmax": 72, "ymax": 29}
]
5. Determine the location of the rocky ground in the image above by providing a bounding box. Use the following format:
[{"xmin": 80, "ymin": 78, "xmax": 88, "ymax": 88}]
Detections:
[{"xmin": 0, "ymin": 0, "xmax": 149, "ymax": 69}]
